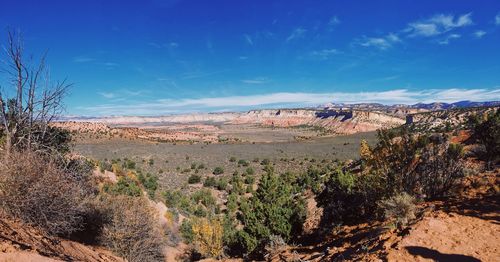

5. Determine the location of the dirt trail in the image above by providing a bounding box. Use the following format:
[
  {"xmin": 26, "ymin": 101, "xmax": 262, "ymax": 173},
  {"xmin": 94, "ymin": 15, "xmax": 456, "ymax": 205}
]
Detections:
[{"xmin": 387, "ymin": 209, "xmax": 499, "ymax": 261}]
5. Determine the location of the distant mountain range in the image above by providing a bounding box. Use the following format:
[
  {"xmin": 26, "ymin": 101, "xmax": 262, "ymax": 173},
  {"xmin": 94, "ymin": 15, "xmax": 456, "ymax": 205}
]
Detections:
[{"xmin": 323, "ymin": 100, "xmax": 500, "ymax": 110}]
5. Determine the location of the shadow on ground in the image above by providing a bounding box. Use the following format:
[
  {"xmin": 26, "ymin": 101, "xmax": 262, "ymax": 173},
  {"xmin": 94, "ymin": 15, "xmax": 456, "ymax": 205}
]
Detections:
[{"xmin": 406, "ymin": 246, "xmax": 481, "ymax": 262}]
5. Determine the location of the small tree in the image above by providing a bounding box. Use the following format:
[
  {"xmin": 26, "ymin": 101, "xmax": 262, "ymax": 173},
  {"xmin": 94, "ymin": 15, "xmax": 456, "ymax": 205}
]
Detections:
[
  {"xmin": 238, "ymin": 169, "xmax": 305, "ymax": 255},
  {"xmin": 0, "ymin": 30, "xmax": 70, "ymax": 155},
  {"xmin": 473, "ymin": 109, "xmax": 500, "ymax": 166}
]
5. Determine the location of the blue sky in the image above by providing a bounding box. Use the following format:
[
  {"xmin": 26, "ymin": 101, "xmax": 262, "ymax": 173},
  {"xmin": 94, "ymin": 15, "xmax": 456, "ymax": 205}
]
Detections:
[{"xmin": 1, "ymin": 0, "xmax": 500, "ymax": 116}]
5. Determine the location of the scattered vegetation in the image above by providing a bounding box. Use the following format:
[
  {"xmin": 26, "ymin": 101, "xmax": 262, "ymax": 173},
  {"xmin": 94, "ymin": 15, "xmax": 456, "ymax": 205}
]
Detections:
[
  {"xmin": 213, "ymin": 166, "xmax": 224, "ymax": 175},
  {"xmin": 188, "ymin": 174, "xmax": 202, "ymax": 184},
  {"xmin": 97, "ymin": 195, "xmax": 165, "ymax": 262},
  {"xmin": 0, "ymin": 151, "xmax": 92, "ymax": 235}
]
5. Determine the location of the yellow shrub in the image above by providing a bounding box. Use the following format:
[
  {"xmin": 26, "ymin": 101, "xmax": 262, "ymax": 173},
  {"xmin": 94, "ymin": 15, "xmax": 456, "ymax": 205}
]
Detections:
[
  {"xmin": 360, "ymin": 139, "xmax": 372, "ymax": 160},
  {"xmin": 191, "ymin": 217, "xmax": 223, "ymax": 258},
  {"xmin": 111, "ymin": 163, "xmax": 123, "ymax": 175}
]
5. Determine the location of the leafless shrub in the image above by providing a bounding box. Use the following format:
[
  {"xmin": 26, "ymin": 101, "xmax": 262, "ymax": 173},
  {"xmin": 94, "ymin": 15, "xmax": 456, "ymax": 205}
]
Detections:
[
  {"xmin": 264, "ymin": 235, "xmax": 287, "ymax": 259},
  {"xmin": 0, "ymin": 29, "xmax": 71, "ymax": 155},
  {"xmin": 0, "ymin": 150, "xmax": 91, "ymax": 235},
  {"xmin": 379, "ymin": 192, "xmax": 416, "ymax": 229},
  {"xmin": 97, "ymin": 195, "xmax": 165, "ymax": 262}
]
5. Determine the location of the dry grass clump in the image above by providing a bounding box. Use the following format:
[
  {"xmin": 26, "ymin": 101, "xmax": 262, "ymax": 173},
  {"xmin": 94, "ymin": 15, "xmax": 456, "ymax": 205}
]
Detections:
[
  {"xmin": 0, "ymin": 151, "xmax": 91, "ymax": 235},
  {"xmin": 379, "ymin": 192, "xmax": 416, "ymax": 228},
  {"xmin": 97, "ymin": 195, "xmax": 165, "ymax": 262}
]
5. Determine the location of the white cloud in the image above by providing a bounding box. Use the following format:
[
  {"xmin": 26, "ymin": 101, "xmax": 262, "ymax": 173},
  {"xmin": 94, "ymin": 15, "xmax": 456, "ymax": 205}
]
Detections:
[
  {"xmin": 241, "ymin": 77, "xmax": 269, "ymax": 84},
  {"xmin": 495, "ymin": 13, "xmax": 500, "ymax": 25},
  {"xmin": 103, "ymin": 62, "xmax": 119, "ymax": 67},
  {"xmin": 406, "ymin": 13, "xmax": 473, "ymax": 37},
  {"xmin": 360, "ymin": 33, "xmax": 400, "ymax": 50},
  {"xmin": 239, "ymin": 56, "xmax": 248, "ymax": 60},
  {"xmin": 310, "ymin": 49, "xmax": 341, "ymax": 60},
  {"xmin": 169, "ymin": 42, "xmax": 179, "ymax": 48},
  {"xmin": 82, "ymin": 88, "xmax": 500, "ymax": 115},
  {"xmin": 181, "ymin": 70, "xmax": 228, "ymax": 79},
  {"xmin": 73, "ymin": 56, "xmax": 95, "ymax": 63},
  {"xmin": 243, "ymin": 34, "xmax": 253, "ymax": 45},
  {"xmin": 286, "ymin": 27, "xmax": 307, "ymax": 42},
  {"xmin": 98, "ymin": 92, "xmax": 116, "ymax": 99},
  {"xmin": 328, "ymin": 16, "xmax": 340, "ymax": 26},
  {"xmin": 438, "ymin": 33, "xmax": 461, "ymax": 45},
  {"xmin": 473, "ymin": 30, "xmax": 486, "ymax": 38}
]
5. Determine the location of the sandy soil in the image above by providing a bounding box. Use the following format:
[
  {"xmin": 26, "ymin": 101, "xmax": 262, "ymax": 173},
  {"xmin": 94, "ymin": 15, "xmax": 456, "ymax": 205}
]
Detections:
[
  {"xmin": 0, "ymin": 216, "xmax": 123, "ymax": 262},
  {"xmin": 387, "ymin": 209, "xmax": 499, "ymax": 262}
]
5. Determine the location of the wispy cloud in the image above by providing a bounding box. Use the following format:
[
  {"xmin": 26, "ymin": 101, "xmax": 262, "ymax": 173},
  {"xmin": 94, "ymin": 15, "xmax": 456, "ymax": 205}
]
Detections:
[
  {"xmin": 103, "ymin": 62, "xmax": 119, "ymax": 67},
  {"xmin": 473, "ymin": 30, "xmax": 486, "ymax": 38},
  {"xmin": 360, "ymin": 33, "xmax": 401, "ymax": 50},
  {"xmin": 81, "ymin": 88, "xmax": 500, "ymax": 116},
  {"xmin": 406, "ymin": 13, "xmax": 473, "ymax": 37},
  {"xmin": 495, "ymin": 13, "xmax": 500, "ymax": 25},
  {"xmin": 239, "ymin": 56, "xmax": 248, "ymax": 60},
  {"xmin": 98, "ymin": 92, "xmax": 116, "ymax": 99},
  {"xmin": 438, "ymin": 33, "xmax": 461, "ymax": 45},
  {"xmin": 286, "ymin": 27, "xmax": 307, "ymax": 42},
  {"xmin": 243, "ymin": 34, "xmax": 253, "ymax": 45},
  {"xmin": 369, "ymin": 75, "xmax": 400, "ymax": 82},
  {"xmin": 148, "ymin": 42, "xmax": 179, "ymax": 48},
  {"xmin": 241, "ymin": 77, "xmax": 269, "ymax": 84},
  {"xmin": 98, "ymin": 89, "xmax": 147, "ymax": 100},
  {"xmin": 309, "ymin": 49, "xmax": 341, "ymax": 60},
  {"xmin": 328, "ymin": 16, "xmax": 340, "ymax": 26},
  {"xmin": 73, "ymin": 56, "xmax": 95, "ymax": 63},
  {"xmin": 181, "ymin": 70, "xmax": 228, "ymax": 79}
]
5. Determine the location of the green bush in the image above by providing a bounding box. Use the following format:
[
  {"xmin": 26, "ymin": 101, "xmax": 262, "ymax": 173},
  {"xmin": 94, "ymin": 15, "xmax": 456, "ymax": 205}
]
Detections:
[
  {"xmin": 216, "ymin": 178, "xmax": 228, "ymax": 191},
  {"xmin": 213, "ymin": 166, "xmax": 224, "ymax": 175},
  {"xmin": 137, "ymin": 172, "xmax": 159, "ymax": 198},
  {"xmin": 188, "ymin": 174, "xmax": 202, "ymax": 184},
  {"xmin": 162, "ymin": 190, "xmax": 196, "ymax": 215},
  {"xmin": 180, "ymin": 219, "xmax": 194, "ymax": 243},
  {"xmin": 238, "ymin": 159, "xmax": 249, "ymax": 167},
  {"xmin": 229, "ymin": 156, "xmax": 237, "ymax": 162},
  {"xmin": 236, "ymin": 169, "xmax": 305, "ymax": 255},
  {"xmin": 317, "ymin": 169, "xmax": 383, "ymax": 225},
  {"xmin": 204, "ymin": 177, "xmax": 217, "ymax": 187},
  {"xmin": 244, "ymin": 175, "xmax": 255, "ymax": 185},
  {"xmin": 473, "ymin": 109, "xmax": 500, "ymax": 164},
  {"xmin": 191, "ymin": 189, "xmax": 216, "ymax": 209},
  {"xmin": 122, "ymin": 159, "xmax": 136, "ymax": 169},
  {"xmin": 245, "ymin": 167, "xmax": 255, "ymax": 176},
  {"xmin": 104, "ymin": 177, "xmax": 142, "ymax": 197}
]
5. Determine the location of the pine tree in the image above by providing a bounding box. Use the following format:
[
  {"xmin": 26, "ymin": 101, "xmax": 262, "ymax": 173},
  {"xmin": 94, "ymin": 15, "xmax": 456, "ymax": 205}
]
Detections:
[{"xmin": 237, "ymin": 168, "xmax": 304, "ymax": 254}]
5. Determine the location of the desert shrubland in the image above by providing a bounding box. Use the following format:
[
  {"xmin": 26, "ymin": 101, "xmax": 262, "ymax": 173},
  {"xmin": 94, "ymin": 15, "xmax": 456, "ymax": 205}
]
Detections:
[{"xmin": 0, "ymin": 151, "xmax": 92, "ymax": 235}]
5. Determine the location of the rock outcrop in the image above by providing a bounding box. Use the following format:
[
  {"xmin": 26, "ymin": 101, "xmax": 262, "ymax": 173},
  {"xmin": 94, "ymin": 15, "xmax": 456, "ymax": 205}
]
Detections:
[{"xmin": 233, "ymin": 109, "xmax": 406, "ymax": 134}]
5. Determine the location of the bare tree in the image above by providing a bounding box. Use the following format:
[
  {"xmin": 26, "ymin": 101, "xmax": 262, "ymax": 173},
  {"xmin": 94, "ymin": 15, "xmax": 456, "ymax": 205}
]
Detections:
[{"xmin": 0, "ymin": 29, "xmax": 70, "ymax": 154}]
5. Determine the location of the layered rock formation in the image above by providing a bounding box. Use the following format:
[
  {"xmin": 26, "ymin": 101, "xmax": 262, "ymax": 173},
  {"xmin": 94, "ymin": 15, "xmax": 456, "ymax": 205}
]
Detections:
[{"xmin": 233, "ymin": 109, "xmax": 406, "ymax": 134}]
